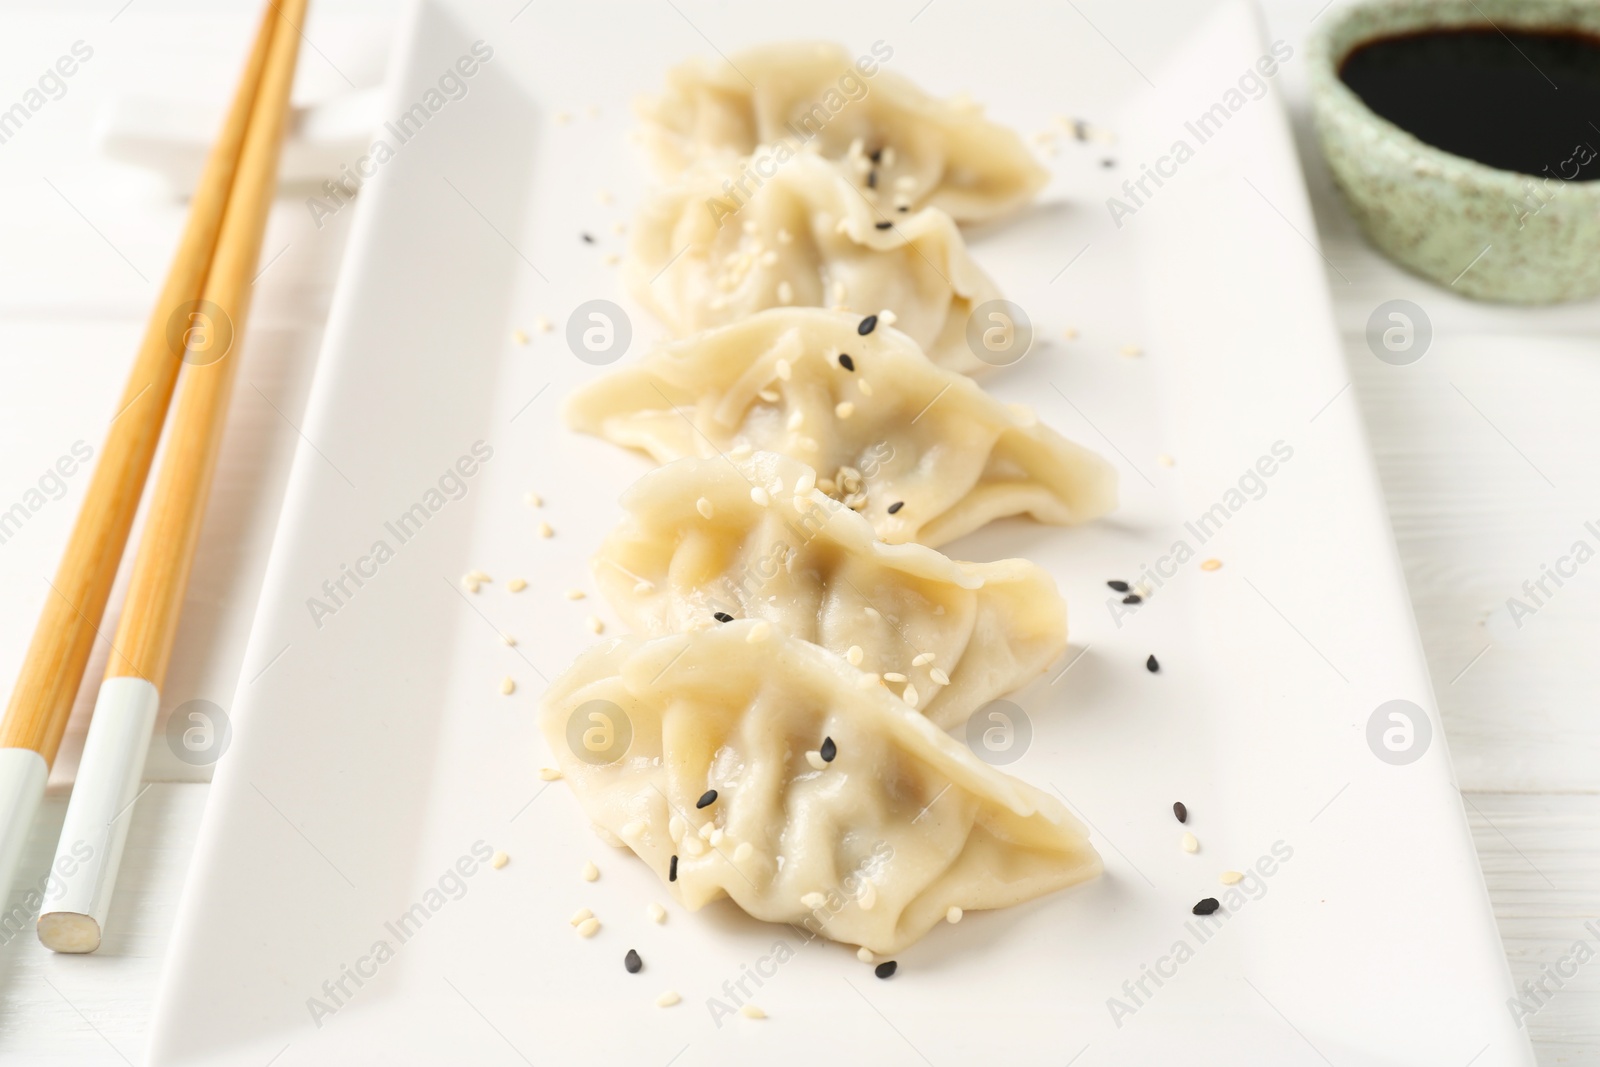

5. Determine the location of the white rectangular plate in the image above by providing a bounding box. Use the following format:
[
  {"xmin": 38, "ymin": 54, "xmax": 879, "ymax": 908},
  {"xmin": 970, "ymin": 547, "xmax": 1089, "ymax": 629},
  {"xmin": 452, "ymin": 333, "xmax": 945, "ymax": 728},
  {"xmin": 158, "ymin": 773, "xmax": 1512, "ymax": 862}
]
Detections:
[{"xmin": 149, "ymin": 2, "xmax": 1532, "ymax": 1064}]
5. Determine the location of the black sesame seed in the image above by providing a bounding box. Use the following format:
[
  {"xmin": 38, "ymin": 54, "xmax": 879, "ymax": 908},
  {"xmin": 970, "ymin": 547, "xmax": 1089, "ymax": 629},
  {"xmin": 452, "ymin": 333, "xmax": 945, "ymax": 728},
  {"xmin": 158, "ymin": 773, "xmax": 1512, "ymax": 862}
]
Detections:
[
  {"xmin": 874, "ymin": 221, "xmax": 892, "ymax": 230},
  {"xmin": 624, "ymin": 948, "xmax": 642, "ymax": 974},
  {"xmin": 887, "ymin": 501, "xmax": 904, "ymax": 515},
  {"xmin": 867, "ymin": 170, "xmax": 878, "ymax": 189},
  {"xmin": 1101, "ymin": 158, "xmax": 1116, "ymax": 168},
  {"xmin": 1192, "ymin": 897, "xmax": 1220, "ymax": 916},
  {"xmin": 874, "ymin": 960, "xmax": 897, "ymax": 979},
  {"xmin": 696, "ymin": 789, "xmax": 718, "ymax": 809},
  {"xmin": 838, "ymin": 353, "xmax": 855, "ymax": 372},
  {"xmin": 1107, "ymin": 580, "xmax": 1130, "ymax": 592},
  {"xmin": 1173, "ymin": 801, "xmax": 1188, "ymax": 823},
  {"xmin": 868, "ymin": 148, "xmax": 882, "ymax": 163},
  {"xmin": 1122, "ymin": 593, "xmax": 1142, "ymax": 605},
  {"xmin": 713, "ymin": 611, "xmax": 734, "ymax": 623},
  {"xmin": 1072, "ymin": 119, "xmax": 1089, "ymax": 142},
  {"xmin": 896, "ymin": 205, "xmax": 908, "ymax": 212},
  {"xmin": 581, "ymin": 232, "xmax": 595, "ymax": 243},
  {"xmin": 858, "ymin": 315, "xmax": 878, "ymax": 335},
  {"xmin": 820, "ymin": 736, "xmax": 837, "ymax": 762},
  {"xmin": 669, "ymin": 855, "xmax": 678, "ymax": 881},
  {"xmin": 1146, "ymin": 655, "xmax": 1159, "ymax": 673}
]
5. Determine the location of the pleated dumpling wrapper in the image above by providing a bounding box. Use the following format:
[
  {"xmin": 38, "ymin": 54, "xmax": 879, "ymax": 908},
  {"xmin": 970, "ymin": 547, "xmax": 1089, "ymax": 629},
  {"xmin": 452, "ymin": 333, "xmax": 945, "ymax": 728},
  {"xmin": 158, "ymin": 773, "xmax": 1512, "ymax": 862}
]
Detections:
[
  {"xmin": 541, "ymin": 623, "xmax": 1101, "ymax": 954},
  {"xmin": 565, "ymin": 308, "xmax": 1118, "ymax": 547},
  {"xmin": 594, "ymin": 451, "xmax": 1067, "ymax": 730},
  {"xmin": 625, "ymin": 152, "xmax": 999, "ymax": 375},
  {"xmin": 635, "ymin": 41, "xmax": 1048, "ymax": 223}
]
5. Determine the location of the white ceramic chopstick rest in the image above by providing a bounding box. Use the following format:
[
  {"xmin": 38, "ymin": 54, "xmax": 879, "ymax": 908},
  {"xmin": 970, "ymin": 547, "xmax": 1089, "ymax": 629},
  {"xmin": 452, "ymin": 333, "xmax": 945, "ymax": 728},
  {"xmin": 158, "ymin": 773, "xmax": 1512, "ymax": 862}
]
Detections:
[
  {"xmin": 36, "ymin": 676, "xmax": 159, "ymax": 952},
  {"xmin": 0, "ymin": 748, "xmax": 48, "ymax": 899}
]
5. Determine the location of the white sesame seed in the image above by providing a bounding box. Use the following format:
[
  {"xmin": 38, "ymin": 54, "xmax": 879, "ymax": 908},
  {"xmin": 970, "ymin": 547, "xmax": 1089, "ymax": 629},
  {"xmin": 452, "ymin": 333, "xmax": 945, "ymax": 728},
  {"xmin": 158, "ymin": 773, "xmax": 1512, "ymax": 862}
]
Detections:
[
  {"xmin": 733, "ymin": 842, "xmax": 753, "ymax": 863},
  {"xmin": 846, "ymin": 645, "xmax": 864, "ymax": 666},
  {"xmin": 1182, "ymin": 832, "xmax": 1199, "ymax": 854},
  {"xmin": 565, "ymin": 588, "xmax": 586, "ymax": 600},
  {"xmin": 775, "ymin": 359, "xmax": 792, "ymax": 381},
  {"xmin": 491, "ymin": 850, "xmax": 509, "ymax": 869},
  {"xmin": 587, "ymin": 615, "xmax": 605, "ymax": 634},
  {"xmin": 569, "ymin": 907, "xmax": 593, "ymax": 926},
  {"xmin": 746, "ymin": 620, "xmax": 771, "ymax": 643},
  {"xmin": 798, "ymin": 436, "xmax": 819, "ymax": 451},
  {"xmin": 878, "ymin": 309, "xmax": 897, "ymax": 327},
  {"xmin": 856, "ymin": 672, "xmax": 880, "ymax": 690},
  {"xmin": 857, "ymin": 378, "xmax": 873, "ymax": 396},
  {"xmin": 758, "ymin": 388, "xmax": 779, "ymax": 403},
  {"xmin": 577, "ymin": 917, "xmax": 601, "ymax": 938},
  {"xmin": 1157, "ymin": 453, "xmax": 1176, "ymax": 467},
  {"xmin": 929, "ymin": 667, "xmax": 951, "ymax": 686},
  {"xmin": 912, "ymin": 652, "xmax": 936, "ymax": 666},
  {"xmin": 1221, "ymin": 870, "xmax": 1244, "ymax": 885},
  {"xmin": 740, "ymin": 1004, "xmax": 766, "ymax": 1020},
  {"xmin": 902, "ymin": 684, "xmax": 919, "ymax": 707},
  {"xmin": 554, "ymin": 111, "xmax": 571, "ymax": 124},
  {"xmin": 709, "ymin": 827, "xmax": 725, "ymax": 846},
  {"xmin": 596, "ymin": 189, "xmax": 613, "ymax": 205},
  {"xmin": 525, "ymin": 491, "xmax": 543, "ymax": 507},
  {"xmin": 648, "ymin": 902, "xmax": 667, "ymax": 923},
  {"xmin": 1063, "ymin": 326, "xmax": 1079, "ymax": 340},
  {"xmin": 864, "ymin": 606, "xmax": 880, "ymax": 618},
  {"xmin": 468, "ymin": 570, "xmax": 491, "ymax": 583},
  {"xmin": 698, "ymin": 822, "xmax": 715, "ymax": 841},
  {"xmin": 1201, "ymin": 558, "xmax": 1223, "ymax": 572},
  {"xmin": 536, "ymin": 521, "xmax": 554, "ymax": 538},
  {"xmin": 633, "ymin": 580, "xmax": 656, "ymax": 594},
  {"xmin": 533, "ymin": 316, "xmax": 552, "ymax": 333},
  {"xmin": 611, "ymin": 221, "xmax": 626, "ymax": 235},
  {"xmin": 508, "ymin": 578, "xmax": 527, "ymax": 592},
  {"xmin": 805, "ymin": 750, "xmax": 826, "ymax": 771},
  {"xmin": 668, "ymin": 815, "xmax": 685, "ymax": 840},
  {"xmin": 858, "ymin": 882, "xmax": 877, "ymax": 910},
  {"xmin": 582, "ymin": 860, "xmax": 600, "ymax": 881},
  {"xmin": 502, "ymin": 633, "xmax": 517, "ymax": 646},
  {"xmin": 601, "ymin": 252, "xmax": 619, "ymax": 266},
  {"xmin": 883, "ymin": 672, "xmax": 907, "ymax": 683},
  {"xmin": 834, "ymin": 401, "xmax": 854, "ymax": 419},
  {"xmin": 857, "ymin": 947, "xmax": 875, "ymax": 963},
  {"xmin": 656, "ymin": 991, "xmax": 681, "ymax": 1007},
  {"xmin": 683, "ymin": 835, "xmax": 706, "ymax": 856},
  {"xmin": 801, "ymin": 892, "xmax": 827, "ymax": 909},
  {"xmin": 750, "ymin": 487, "xmax": 771, "ymax": 506},
  {"xmin": 776, "ymin": 228, "xmax": 793, "ymax": 244},
  {"xmin": 539, "ymin": 767, "xmax": 562, "ymax": 781},
  {"xmin": 786, "ymin": 409, "xmax": 804, "ymax": 430},
  {"xmin": 620, "ymin": 820, "xmax": 644, "ymax": 840},
  {"xmin": 696, "ymin": 496, "xmax": 715, "ymax": 519},
  {"xmin": 512, "ymin": 329, "xmax": 529, "ymax": 345},
  {"xmin": 946, "ymin": 905, "xmax": 963, "ymax": 923},
  {"xmin": 795, "ymin": 470, "xmax": 816, "ymax": 494},
  {"xmin": 462, "ymin": 577, "xmax": 481, "ymax": 593},
  {"xmin": 1120, "ymin": 343, "xmax": 1143, "ymax": 357},
  {"xmin": 499, "ymin": 677, "xmax": 515, "ymax": 696}
]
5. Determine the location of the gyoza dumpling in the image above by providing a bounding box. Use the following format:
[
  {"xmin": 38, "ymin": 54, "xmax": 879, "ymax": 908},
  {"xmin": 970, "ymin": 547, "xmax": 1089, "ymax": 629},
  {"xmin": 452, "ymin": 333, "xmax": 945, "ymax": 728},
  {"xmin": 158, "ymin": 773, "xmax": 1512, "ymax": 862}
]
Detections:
[
  {"xmin": 593, "ymin": 451, "xmax": 1067, "ymax": 730},
  {"xmin": 540, "ymin": 623, "xmax": 1100, "ymax": 954},
  {"xmin": 566, "ymin": 308, "xmax": 1118, "ymax": 547},
  {"xmin": 636, "ymin": 41, "xmax": 1048, "ymax": 223},
  {"xmin": 626, "ymin": 152, "xmax": 998, "ymax": 375}
]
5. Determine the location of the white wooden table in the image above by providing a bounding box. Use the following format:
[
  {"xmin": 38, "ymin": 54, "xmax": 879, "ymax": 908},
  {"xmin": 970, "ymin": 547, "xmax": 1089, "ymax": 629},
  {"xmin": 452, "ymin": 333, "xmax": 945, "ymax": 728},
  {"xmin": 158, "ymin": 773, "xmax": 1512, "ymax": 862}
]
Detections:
[{"xmin": 0, "ymin": 1, "xmax": 1594, "ymax": 1062}]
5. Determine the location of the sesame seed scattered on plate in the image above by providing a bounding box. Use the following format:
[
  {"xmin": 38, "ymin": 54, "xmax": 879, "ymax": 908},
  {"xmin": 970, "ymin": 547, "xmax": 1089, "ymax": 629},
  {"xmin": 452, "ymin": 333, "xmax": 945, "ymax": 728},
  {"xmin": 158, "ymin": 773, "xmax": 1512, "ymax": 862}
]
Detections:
[
  {"xmin": 501, "ymin": 633, "xmax": 517, "ymax": 646},
  {"xmin": 587, "ymin": 616, "xmax": 605, "ymax": 634},
  {"xmin": 507, "ymin": 578, "xmax": 527, "ymax": 592},
  {"xmin": 1146, "ymin": 654, "xmax": 1160, "ymax": 673},
  {"xmin": 1192, "ymin": 897, "xmax": 1221, "ymax": 916},
  {"xmin": 1220, "ymin": 870, "xmax": 1244, "ymax": 885},
  {"xmin": 648, "ymin": 902, "xmax": 667, "ymax": 923},
  {"xmin": 1063, "ymin": 326, "xmax": 1079, "ymax": 340},
  {"xmin": 569, "ymin": 907, "xmax": 593, "ymax": 926},
  {"xmin": 512, "ymin": 329, "xmax": 529, "ymax": 345},
  {"xmin": 1174, "ymin": 801, "xmax": 1188, "ymax": 823},
  {"xmin": 539, "ymin": 767, "xmax": 562, "ymax": 781},
  {"xmin": 611, "ymin": 220, "xmax": 626, "ymax": 234},
  {"xmin": 656, "ymin": 991, "xmax": 681, "ymax": 1007},
  {"xmin": 576, "ymin": 917, "xmax": 601, "ymax": 938},
  {"xmin": 947, "ymin": 905, "xmax": 963, "ymax": 923},
  {"xmin": 1182, "ymin": 832, "xmax": 1199, "ymax": 854},
  {"xmin": 565, "ymin": 588, "xmax": 586, "ymax": 600},
  {"xmin": 669, "ymin": 855, "xmax": 678, "ymax": 881},
  {"xmin": 536, "ymin": 522, "xmax": 554, "ymax": 538},
  {"xmin": 1201, "ymin": 558, "xmax": 1223, "ymax": 571},
  {"xmin": 582, "ymin": 860, "xmax": 600, "ymax": 881},
  {"xmin": 525, "ymin": 491, "xmax": 543, "ymax": 507},
  {"xmin": 533, "ymin": 317, "xmax": 551, "ymax": 333},
  {"xmin": 595, "ymin": 189, "xmax": 613, "ymax": 205},
  {"xmin": 499, "ymin": 677, "xmax": 515, "ymax": 696},
  {"xmin": 740, "ymin": 1004, "xmax": 766, "ymax": 1019},
  {"xmin": 1108, "ymin": 580, "xmax": 1130, "ymax": 592},
  {"xmin": 1157, "ymin": 453, "xmax": 1176, "ymax": 467},
  {"xmin": 625, "ymin": 948, "xmax": 643, "ymax": 974},
  {"xmin": 1120, "ymin": 343, "xmax": 1143, "ymax": 357},
  {"xmin": 857, "ymin": 946, "xmax": 874, "ymax": 963},
  {"xmin": 491, "ymin": 850, "xmax": 509, "ymax": 869},
  {"xmin": 874, "ymin": 961, "xmax": 898, "ymax": 979}
]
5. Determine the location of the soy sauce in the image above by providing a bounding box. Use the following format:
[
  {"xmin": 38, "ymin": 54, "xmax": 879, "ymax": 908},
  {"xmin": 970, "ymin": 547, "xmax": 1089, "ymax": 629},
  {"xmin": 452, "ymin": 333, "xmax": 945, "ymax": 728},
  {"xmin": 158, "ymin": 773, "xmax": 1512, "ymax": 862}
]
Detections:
[{"xmin": 1339, "ymin": 27, "xmax": 1600, "ymax": 180}]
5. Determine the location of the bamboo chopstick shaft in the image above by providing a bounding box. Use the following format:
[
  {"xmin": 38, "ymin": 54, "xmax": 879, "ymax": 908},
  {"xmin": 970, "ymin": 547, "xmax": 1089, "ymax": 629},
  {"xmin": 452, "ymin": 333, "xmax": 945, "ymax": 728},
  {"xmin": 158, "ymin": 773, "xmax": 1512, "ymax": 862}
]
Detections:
[
  {"xmin": 0, "ymin": 0, "xmax": 281, "ymax": 764},
  {"xmin": 104, "ymin": 0, "xmax": 308, "ymax": 687}
]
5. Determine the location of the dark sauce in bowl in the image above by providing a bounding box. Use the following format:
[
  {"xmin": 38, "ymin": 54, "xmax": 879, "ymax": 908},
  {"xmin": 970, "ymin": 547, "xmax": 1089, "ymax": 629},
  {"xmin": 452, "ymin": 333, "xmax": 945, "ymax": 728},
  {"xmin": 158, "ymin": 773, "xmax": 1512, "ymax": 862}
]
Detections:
[{"xmin": 1339, "ymin": 27, "xmax": 1600, "ymax": 180}]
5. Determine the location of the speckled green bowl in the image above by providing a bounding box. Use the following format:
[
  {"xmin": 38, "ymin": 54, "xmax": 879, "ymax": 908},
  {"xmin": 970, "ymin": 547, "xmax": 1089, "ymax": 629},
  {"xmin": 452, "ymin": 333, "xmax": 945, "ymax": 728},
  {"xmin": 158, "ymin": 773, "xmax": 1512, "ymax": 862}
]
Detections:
[{"xmin": 1308, "ymin": 0, "xmax": 1600, "ymax": 304}]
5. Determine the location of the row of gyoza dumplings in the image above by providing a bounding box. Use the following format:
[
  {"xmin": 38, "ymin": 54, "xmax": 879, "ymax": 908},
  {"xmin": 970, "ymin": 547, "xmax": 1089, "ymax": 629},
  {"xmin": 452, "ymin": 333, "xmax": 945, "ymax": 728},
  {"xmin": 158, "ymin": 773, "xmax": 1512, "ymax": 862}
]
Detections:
[{"xmin": 541, "ymin": 43, "xmax": 1113, "ymax": 955}]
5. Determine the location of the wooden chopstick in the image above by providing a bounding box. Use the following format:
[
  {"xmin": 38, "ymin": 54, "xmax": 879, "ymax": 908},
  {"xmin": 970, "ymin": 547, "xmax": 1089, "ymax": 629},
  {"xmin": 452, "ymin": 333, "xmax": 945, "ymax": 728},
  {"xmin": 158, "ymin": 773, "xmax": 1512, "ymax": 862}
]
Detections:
[
  {"xmin": 0, "ymin": 0, "xmax": 284, "ymax": 902},
  {"xmin": 36, "ymin": 0, "xmax": 310, "ymax": 954}
]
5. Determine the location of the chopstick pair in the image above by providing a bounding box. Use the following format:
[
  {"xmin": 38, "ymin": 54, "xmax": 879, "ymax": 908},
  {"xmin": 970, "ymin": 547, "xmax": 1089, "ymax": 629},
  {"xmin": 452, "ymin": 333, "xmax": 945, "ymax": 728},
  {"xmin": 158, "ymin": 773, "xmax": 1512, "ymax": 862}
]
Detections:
[{"xmin": 0, "ymin": 0, "xmax": 308, "ymax": 953}]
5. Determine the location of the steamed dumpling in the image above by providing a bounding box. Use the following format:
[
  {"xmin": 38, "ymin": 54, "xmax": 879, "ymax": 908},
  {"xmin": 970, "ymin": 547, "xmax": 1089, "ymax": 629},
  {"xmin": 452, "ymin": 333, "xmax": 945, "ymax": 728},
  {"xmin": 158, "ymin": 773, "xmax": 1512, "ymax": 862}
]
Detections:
[
  {"xmin": 636, "ymin": 41, "xmax": 1049, "ymax": 222},
  {"xmin": 593, "ymin": 451, "xmax": 1067, "ymax": 730},
  {"xmin": 626, "ymin": 152, "xmax": 999, "ymax": 375},
  {"xmin": 541, "ymin": 623, "xmax": 1100, "ymax": 954},
  {"xmin": 566, "ymin": 308, "xmax": 1118, "ymax": 547}
]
